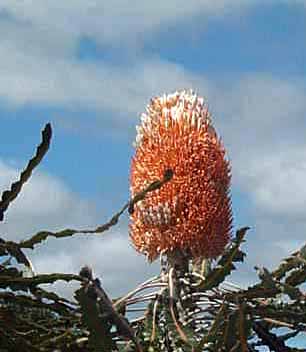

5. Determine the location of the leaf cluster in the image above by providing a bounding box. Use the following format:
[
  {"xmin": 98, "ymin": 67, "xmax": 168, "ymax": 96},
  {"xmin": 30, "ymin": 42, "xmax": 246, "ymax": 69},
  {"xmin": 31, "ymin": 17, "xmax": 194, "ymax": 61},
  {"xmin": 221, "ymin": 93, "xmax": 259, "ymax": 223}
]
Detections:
[{"xmin": 0, "ymin": 124, "xmax": 305, "ymax": 351}]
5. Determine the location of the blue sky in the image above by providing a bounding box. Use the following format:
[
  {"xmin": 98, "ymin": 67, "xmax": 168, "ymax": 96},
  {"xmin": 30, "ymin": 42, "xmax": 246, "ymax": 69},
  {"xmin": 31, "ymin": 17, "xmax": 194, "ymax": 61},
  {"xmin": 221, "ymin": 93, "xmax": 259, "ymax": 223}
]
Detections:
[{"xmin": 0, "ymin": 1, "xmax": 306, "ymax": 348}]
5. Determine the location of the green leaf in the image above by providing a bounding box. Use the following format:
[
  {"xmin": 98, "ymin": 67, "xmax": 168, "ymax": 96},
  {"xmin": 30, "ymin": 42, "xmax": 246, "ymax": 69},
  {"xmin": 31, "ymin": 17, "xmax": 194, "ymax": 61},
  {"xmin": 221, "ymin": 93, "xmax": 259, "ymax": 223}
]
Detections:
[
  {"xmin": 255, "ymin": 267, "xmax": 277, "ymax": 289},
  {"xmin": 285, "ymin": 268, "xmax": 306, "ymax": 287},
  {"xmin": 281, "ymin": 283, "xmax": 303, "ymax": 300},
  {"xmin": 199, "ymin": 227, "xmax": 250, "ymax": 291}
]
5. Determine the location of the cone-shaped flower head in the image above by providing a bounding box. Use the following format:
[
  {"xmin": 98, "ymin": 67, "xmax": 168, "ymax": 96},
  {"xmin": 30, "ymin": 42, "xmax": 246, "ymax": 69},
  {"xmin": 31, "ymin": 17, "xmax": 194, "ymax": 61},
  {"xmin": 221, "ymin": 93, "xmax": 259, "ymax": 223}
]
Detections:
[{"xmin": 130, "ymin": 90, "xmax": 232, "ymax": 261}]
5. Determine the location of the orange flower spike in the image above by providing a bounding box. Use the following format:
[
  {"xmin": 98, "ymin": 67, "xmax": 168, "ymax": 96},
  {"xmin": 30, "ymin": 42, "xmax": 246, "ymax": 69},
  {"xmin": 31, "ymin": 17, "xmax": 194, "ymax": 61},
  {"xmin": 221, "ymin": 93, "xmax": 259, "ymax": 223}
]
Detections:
[{"xmin": 129, "ymin": 90, "xmax": 232, "ymax": 261}]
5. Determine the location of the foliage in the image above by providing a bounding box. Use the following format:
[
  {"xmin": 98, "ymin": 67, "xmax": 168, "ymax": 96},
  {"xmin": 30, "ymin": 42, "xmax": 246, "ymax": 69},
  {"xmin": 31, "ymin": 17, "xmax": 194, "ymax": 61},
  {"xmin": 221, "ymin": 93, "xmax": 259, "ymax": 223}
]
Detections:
[{"xmin": 0, "ymin": 124, "xmax": 305, "ymax": 351}]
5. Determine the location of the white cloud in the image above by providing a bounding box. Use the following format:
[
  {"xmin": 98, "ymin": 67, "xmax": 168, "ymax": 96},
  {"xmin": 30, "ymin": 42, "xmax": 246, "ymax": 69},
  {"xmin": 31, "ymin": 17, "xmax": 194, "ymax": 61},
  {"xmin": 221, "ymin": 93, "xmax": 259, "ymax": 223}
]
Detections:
[
  {"xmin": 0, "ymin": 159, "xmax": 157, "ymax": 297},
  {"xmin": 0, "ymin": 12, "xmax": 209, "ymax": 114},
  {"xmin": 0, "ymin": 159, "xmax": 98, "ymax": 240},
  {"xmin": 209, "ymin": 74, "xmax": 306, "ymax": 215},
  {"xmin": 1, "ymin": 0, "xmax": 306, "ymax": 298},
  {"xmin": 211, "ymin": 74, "xmax": 306, "ymax": 151},
  {"xmin": 34, "ymin": 234, "xmax": 159, "ymax": 297},
  {"xmin": 0, "ymin": 1, "xmax": 252, "ymax": 46},
  {"xmin": 239, "ymin": 147, "xmax": 306, "ymax": 217},
  {"xmin": 0, "ymin": 44, "xmax": 209, "ymax": 115},
  {"xmin": 0, "ymin": 0, "xmax": 303, "ymax": 119},
  {"xmin": 2, "ymin": 72, "xmax": 306, "ymax": 294},
  {"xmin": 204, "ymin": 74, "xmax": 306, "ymax": 286},
  {"xmin": 0, "ymin": 0, "xmax": 256, "ymax": 112}
]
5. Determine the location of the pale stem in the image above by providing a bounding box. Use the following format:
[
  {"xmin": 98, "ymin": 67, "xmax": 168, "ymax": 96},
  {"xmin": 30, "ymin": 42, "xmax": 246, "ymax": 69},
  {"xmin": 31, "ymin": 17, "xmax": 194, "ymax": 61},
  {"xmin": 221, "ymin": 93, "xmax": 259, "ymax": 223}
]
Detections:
[{"xmin": 114, "ymin": 275, "xmax": 160, "ymax": 308}]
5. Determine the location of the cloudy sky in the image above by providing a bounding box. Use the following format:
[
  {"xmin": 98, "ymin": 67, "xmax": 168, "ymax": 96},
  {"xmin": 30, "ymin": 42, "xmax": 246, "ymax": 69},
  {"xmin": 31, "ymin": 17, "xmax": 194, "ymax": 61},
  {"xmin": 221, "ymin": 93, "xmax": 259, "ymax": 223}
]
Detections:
[{"xmin": 0, "ymin": 1, "xmax": 306, "ymax": 346}]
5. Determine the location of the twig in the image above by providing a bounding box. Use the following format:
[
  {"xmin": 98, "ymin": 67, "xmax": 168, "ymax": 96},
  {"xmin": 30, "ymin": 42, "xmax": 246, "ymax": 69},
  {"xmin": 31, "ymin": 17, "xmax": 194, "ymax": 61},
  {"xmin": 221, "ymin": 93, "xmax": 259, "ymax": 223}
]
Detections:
[
  {"xmin": 126, "ymin": 308, "xmax": 148, "ymax": 312},
  {"xmin": 252, "ymin": 321, "xmax": 291, "ymax": 352},
  {"xmin": 19, "ymin": 169, "xmax": 173, "ymax": 249},
  {"xmin": 266, "ymin": 318, "xmax": 295, "ymax": 329},
  {"xmin": 114, "ymin": 276, "xmax": 160, "ymax": 308},
  {"xmin": 126, "ymin": 294, "xmax": 158, "ymax": 306},
  {"xmin": 78, "ymin": 267, "xmax": 143, "ymax": 352},
  {"xmin": 0, "ymin": 273, "xmax": 82, "ymax": 290}
]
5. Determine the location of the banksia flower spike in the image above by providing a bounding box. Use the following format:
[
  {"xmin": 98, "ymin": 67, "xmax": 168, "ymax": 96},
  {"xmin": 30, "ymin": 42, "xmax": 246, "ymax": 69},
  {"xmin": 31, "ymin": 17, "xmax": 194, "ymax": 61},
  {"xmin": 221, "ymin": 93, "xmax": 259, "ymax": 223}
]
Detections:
[{"xmin": 130, "ymin": 90, "xmax": 232, "ymax": 261}]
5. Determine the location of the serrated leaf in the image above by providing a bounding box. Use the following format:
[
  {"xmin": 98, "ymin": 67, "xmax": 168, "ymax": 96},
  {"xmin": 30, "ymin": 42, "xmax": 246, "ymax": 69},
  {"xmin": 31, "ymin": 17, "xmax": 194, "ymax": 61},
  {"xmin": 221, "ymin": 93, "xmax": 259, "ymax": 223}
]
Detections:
[
  {"xmin": 199, "ymin": 227, "xmax": 249, "ymax": 291},
  {"xmin": 0, "ymin": 123, "xmax": 52, "ymax": 222},
  {"xmin": 285, "ymin": 268, "xmax": 306, "ymax": 287},
  {"xmin": 281, "ymin": 283, "xmax": 303, "ymax": 300},
  {"xmin": 75, "ymin": 285, "xmax": 113, "ymax": 352},
  {"xmin": 273, "ymin": 242, "xmax": 306, "ymax": 281},
  {"xmin": 223, "ymin": 310, "xmax": 239, "ymax": 350},
  {"xmin": 0, "ymin": 239, "xmax": 33, "ymax": 270},
  {"xmin": 299, "ymin": 243, "xmax": 306, "ymax": 259},
  {"xmin": 255, "ymin": 267, "xmax": 276, "ymax": 289}
]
